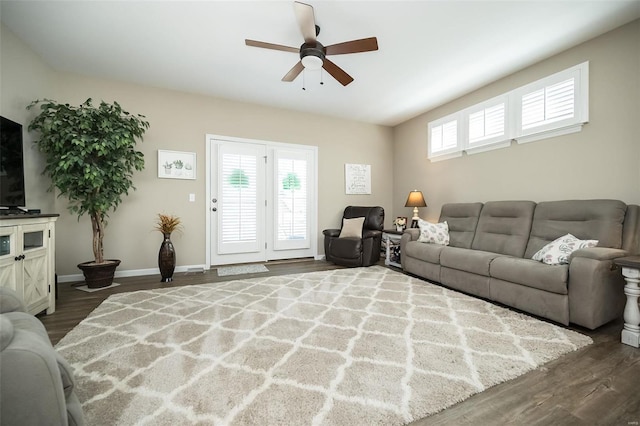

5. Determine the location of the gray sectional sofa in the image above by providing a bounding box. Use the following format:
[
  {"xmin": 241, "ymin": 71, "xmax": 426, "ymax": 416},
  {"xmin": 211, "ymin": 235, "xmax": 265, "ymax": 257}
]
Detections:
[
  {"xmin": 400, "ymin": 199, "xmax": 640, "ymax": 329},
  {"xmin": 0, "ymin": 287, "xmax": 85, "ymax": 425}
]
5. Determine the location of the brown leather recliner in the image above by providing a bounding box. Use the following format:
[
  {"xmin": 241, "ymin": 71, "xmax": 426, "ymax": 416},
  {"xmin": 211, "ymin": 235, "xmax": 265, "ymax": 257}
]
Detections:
[{"xmin": 323, "ymin": 206, "xmax": 385, "ymax": 267}]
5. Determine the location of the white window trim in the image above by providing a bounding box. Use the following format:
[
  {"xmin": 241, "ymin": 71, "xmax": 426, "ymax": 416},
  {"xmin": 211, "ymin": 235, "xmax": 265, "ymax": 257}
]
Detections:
[{"xmin": 426, "ymin": 61, "xmax": 589, "ymax": 161}]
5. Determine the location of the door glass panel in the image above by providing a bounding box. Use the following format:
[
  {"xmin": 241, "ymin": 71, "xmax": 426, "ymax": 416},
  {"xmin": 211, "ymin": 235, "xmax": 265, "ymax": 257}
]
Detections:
[
  {"xmin": 23, "ymin": 231, "xmax": 43, "ymax": 250},
  {"xmin": 0, "ymin": 235, "xmax": 10, "ymax": 256},
  {"xmin": 221, "ymin": 154, "xmax": 257, "ymax": 244},
  {"xmin": 277, "ymin": 157, "xmax": 307, "ymax": 241}
]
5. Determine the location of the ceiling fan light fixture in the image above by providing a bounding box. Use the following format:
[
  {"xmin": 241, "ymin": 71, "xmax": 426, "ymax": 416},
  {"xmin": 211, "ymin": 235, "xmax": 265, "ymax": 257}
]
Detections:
[{"xmin": 301, "ymin": 54, "xmax": 323, "ymax": 70}]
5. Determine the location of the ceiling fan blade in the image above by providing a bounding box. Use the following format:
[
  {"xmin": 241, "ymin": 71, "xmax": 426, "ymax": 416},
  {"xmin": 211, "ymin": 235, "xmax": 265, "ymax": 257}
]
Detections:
[
  {"xmin": 293, "ymin": 1, "xmax": 317, "ymax": 43},
  {"xmin": 325, "ymin": 37, "xmax": 379, "ymax": 55},
  {"xmin": 282, "ymin": 61, "xmax": 305, "ymax": 82},
  {"xmin": 245, "ymin": 39, "xmax": 299, "ymax": 53},
  {"xmin": 322, "ymin": 58, "xmax": 354, "ymax": 86}
]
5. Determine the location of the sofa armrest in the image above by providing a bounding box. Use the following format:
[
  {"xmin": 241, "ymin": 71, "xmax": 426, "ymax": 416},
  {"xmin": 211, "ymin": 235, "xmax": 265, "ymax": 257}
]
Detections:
[
  {"xmin": 569, "ymin": 247, "xmax": 628, "ymax": 262},
  {"xmin": 403, "ymin": 229, "xmax": 419, "ymax": 242},
  {"xmin": 568, "ymin": 247, "xmax": 628, "ymax": 329},
  {"xmin": 0, "ymin": 287, "xmax": 26, "ymax": 314},
  {"xmin": 322, "ymin": 229, "xmax": 341, "ymax": 238}
]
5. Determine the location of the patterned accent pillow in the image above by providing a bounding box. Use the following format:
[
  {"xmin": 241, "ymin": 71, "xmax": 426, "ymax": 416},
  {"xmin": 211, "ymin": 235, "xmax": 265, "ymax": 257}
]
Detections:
[
  {"xmin": 532, "ymin": 233, "xmax": 598, "ymax": 265},
  {"xmin": 339, "ymin": 217, "xmax": 365, "ymax": 238},
  {"xmin": 417, "ymin": 219, "xmax": 450, "ymax": 245}
]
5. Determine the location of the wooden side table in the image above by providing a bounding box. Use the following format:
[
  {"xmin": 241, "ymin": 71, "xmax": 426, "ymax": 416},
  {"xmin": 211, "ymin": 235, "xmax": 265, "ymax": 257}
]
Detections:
[
  {"xmin": 383, "ymin": 229, "xmax": 404, "ymax": 268},
  {"xmin": 613, "ymin": 256, "xmax": 640, "ymax": 348}
]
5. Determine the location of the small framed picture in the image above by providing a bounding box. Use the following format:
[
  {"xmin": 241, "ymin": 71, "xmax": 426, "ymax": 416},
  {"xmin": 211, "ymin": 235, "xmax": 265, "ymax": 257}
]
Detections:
[
  {"xmin": 158, "ymin": 150, "xmax": 196, "ymax": 180},
  {"xmin": 394, "ymin": 216, "xmax": 408, "ymax": 231}
]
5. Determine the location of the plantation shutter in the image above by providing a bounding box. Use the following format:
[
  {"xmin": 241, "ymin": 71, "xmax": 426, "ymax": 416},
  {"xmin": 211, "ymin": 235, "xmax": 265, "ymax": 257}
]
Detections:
[
  {"xmin": 217, "ymin": 141, "xmax": 265, "ymax": 256},
  {"xmin": 273, "ymin": 149, "xmax": 311, "ymax": 251},
  {"xmin": 468, "ymin": 103, "xmax": 505, "ymax": 144},
  {"xmin": 522, "ymin": 77, "xmax": 574, "ymax": 130},
  {"xmin": 430, "ymin": 119, "xmax": 457, "ymax": 154}
]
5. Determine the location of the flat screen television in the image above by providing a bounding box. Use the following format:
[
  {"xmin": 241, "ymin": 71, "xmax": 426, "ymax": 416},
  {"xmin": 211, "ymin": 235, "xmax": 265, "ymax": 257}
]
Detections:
[{"xmin": 0, "ymin": 116, "xmax": 27, "ymax": 211}]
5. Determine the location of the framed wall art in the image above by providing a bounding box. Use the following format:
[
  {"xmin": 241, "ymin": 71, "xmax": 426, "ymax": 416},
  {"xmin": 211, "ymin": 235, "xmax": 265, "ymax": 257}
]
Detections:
[
  {"xmin": 158, "ymin": 150, "xmax": 196, "ymax": 180},
  {"xmin": 345, "ymin": 163, "xmax": 371, "ymax": 194}
]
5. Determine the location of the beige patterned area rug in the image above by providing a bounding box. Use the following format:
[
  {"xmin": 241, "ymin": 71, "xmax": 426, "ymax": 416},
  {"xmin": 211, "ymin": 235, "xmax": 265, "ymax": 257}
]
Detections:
[{"xmin": 56, "ymin": 266, "xmax": 591, "ymax": 425}]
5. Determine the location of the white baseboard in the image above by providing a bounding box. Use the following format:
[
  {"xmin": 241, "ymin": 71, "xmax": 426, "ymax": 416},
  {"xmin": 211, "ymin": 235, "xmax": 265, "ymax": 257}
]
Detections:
[
  {"xmin": 57, "ymin": 264, "xmax": 209, "ymax": 283},
  {"xmin": 314, "ymin": 254, "xmax": 325, "ymax": 261}
]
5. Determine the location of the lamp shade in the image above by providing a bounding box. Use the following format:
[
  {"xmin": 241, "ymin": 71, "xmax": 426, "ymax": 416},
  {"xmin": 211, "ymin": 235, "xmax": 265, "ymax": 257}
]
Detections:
[{"xmin": 405, "ymin": 190, "xmax": 427, "ymax": 208}]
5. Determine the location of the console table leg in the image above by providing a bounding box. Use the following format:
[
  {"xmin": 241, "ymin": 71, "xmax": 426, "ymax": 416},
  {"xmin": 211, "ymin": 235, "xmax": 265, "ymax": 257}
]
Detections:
[{"xmin": 621, "ymin": 267, "xmax": 640, "ymax": 348}]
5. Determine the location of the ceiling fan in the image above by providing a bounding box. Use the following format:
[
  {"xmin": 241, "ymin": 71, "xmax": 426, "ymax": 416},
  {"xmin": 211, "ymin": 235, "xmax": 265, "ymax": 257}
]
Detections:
[{"xmin": 245, "ymin": 1, "xmax": 378, "ymax": 86}]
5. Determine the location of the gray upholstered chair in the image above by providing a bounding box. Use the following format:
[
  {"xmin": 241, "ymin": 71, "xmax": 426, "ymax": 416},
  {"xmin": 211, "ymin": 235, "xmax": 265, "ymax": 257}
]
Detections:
[
  {"xmin": 323, "ymin": 206, "xmax": 385, "ymax": 267},
  {"xmin": 0, "ymin": 287, "xmax": 85, "ymax": 426}
]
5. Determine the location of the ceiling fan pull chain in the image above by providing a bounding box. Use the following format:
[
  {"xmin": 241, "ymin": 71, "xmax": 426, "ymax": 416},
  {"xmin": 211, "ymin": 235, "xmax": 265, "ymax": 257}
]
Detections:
[
  {"xmin": 320, "ymin": 69, "xmax": 324, "ymax": 86},
  {"xmin": 302, "ymin": 69, "xmax": 306, "ymax": 91}
]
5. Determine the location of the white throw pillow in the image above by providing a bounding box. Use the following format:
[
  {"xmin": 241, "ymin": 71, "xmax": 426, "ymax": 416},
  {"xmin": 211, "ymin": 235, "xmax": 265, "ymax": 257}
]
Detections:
[
  {"xmin": 532, "ymin": 233, "xmax": 598, "ymax": 265},
  {"xmin": 417, "ymin": 219, "xmax": 450, "ymax": 245},
  {"xmin": 339, "ymin": 217, "xmax": 365, "ymax": 238}
]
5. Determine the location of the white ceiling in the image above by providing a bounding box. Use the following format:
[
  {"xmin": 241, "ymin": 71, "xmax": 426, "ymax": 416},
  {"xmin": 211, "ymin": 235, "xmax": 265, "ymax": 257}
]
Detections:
[{"xmin": 2, "ymin": 1, "xmax": 639, "ymax": 126}]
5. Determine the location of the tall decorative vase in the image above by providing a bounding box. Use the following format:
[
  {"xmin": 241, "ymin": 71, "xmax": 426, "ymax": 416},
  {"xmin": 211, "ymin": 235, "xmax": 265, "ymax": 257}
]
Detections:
[{"xmin": 158, "ymin": 233, "xmax": 176, "ymax": 282}]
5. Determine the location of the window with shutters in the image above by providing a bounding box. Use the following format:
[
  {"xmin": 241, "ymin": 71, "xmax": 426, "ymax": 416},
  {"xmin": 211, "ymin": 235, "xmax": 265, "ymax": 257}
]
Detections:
[
  {"xmin": 427, "ymin": 61, "xmax": 589, "ymax": 161},
  {"xmin": 515, "ymin": 62, "xmax": 588, "ymax": 143},
  {"xmin": 428, "ymin": 113, "xmax": 462, "ymax": 160},
  {"xmin": 465, "ymin": 95, "xmax": 510, "ymax": 154}
]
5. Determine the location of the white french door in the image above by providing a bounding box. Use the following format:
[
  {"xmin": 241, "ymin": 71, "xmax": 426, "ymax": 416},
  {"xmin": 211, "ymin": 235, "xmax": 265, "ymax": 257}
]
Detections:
[{"xmin": 207, "ymin": 136, "xmax": 317, "ymax": 266}]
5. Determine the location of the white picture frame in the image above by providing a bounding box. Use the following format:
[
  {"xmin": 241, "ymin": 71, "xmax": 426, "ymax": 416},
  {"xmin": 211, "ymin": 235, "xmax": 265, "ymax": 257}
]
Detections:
[
  {"xmin": 345, "ymin": 163, "xmax": 371, "ymax": 194},
  {"xmin": 158, "ymin": 150, "xmax": 196, "ymax": 180}
]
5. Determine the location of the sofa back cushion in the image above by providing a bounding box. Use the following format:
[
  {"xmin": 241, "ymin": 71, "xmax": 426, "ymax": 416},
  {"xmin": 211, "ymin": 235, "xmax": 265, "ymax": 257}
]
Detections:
[
  {"xmin": 343, "ymin": 206, "xmax": 384, "ymax": 231},
  {"xmin": 439, "ymin": 202, "xmax": 483, "ymax": 249},
  {"xmin": 524, "ymin": 199, "xmax": 627, "ymax": 259},
  {"xmin": 471, "ymin": 201, "xmax": 536, "ymax": 257}
]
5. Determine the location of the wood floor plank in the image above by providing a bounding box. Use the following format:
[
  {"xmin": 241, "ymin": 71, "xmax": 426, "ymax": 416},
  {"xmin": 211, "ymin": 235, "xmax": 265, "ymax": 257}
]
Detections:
[{"xmin": 36, "ymin": 260, "xmax": 640, "ymax": 425}]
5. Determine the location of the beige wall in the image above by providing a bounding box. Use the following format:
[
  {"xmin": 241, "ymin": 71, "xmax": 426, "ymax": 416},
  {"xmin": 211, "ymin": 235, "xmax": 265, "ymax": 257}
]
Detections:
[
  {"xmin": 393, "ymin": 19, "xmax": 640, "ymax": 222},
  {"xmin": 0, "ymin": 26, "xmax": 55, "ymax": 212},
  {"xmin": 2, "ymin": 24, "xmax": 394, "ymax": 276}
]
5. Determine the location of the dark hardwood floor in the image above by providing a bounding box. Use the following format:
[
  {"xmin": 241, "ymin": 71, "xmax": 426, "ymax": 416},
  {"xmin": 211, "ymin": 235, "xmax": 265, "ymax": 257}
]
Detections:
[{"xmin": 38, "ymin": 260, "xmax": 640, "ymax": 425}]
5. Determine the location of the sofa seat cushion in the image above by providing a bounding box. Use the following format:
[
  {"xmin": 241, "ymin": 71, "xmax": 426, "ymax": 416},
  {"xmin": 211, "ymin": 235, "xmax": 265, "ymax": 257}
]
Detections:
[
  {"xmin": 329, "ymin": 237, "xmax": 362, "ymax": 259},
  {"xmin": 440, "ymin": 247, "xmax": 501, "ymax": 276},
  {"xmin": 490, "ymin": 256, "xmax": 568, "ymax": 294},
  {"xmin": 404, "ymin": 241, "xmax": 445, "ymax": 264}
]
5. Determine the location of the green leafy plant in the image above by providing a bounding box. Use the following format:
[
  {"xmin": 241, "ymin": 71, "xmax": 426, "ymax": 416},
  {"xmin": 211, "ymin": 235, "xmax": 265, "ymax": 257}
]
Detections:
[
  {"xmin": 163, "ymin": 161, "xmax": 173, "ymax": 169},
  {"xmin": 173, "ymin": 159, "xmax": 184, "ymax": 169},
  {"xmin": 27, "ymin": 98, "xmax": 149, "ymax": 264}
]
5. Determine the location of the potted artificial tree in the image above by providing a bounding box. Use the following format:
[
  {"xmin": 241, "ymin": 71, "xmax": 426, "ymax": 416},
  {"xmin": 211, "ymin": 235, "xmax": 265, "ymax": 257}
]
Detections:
[{"xmin": 27, "ymin": 98, "xmax": 149, "ymax": 288}]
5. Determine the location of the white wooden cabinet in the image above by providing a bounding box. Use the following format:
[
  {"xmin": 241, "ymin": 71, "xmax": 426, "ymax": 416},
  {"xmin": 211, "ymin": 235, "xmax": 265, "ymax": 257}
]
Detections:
[{"xmin": 0, "ymin": 215, "xmax": 58, "ymax": 315}]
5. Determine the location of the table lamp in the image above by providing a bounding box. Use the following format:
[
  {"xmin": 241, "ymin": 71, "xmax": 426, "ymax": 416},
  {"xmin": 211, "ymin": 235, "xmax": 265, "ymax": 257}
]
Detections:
[{"xmin": 405, "ymin": 190, "xmax": 427, "ymax": 227}]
